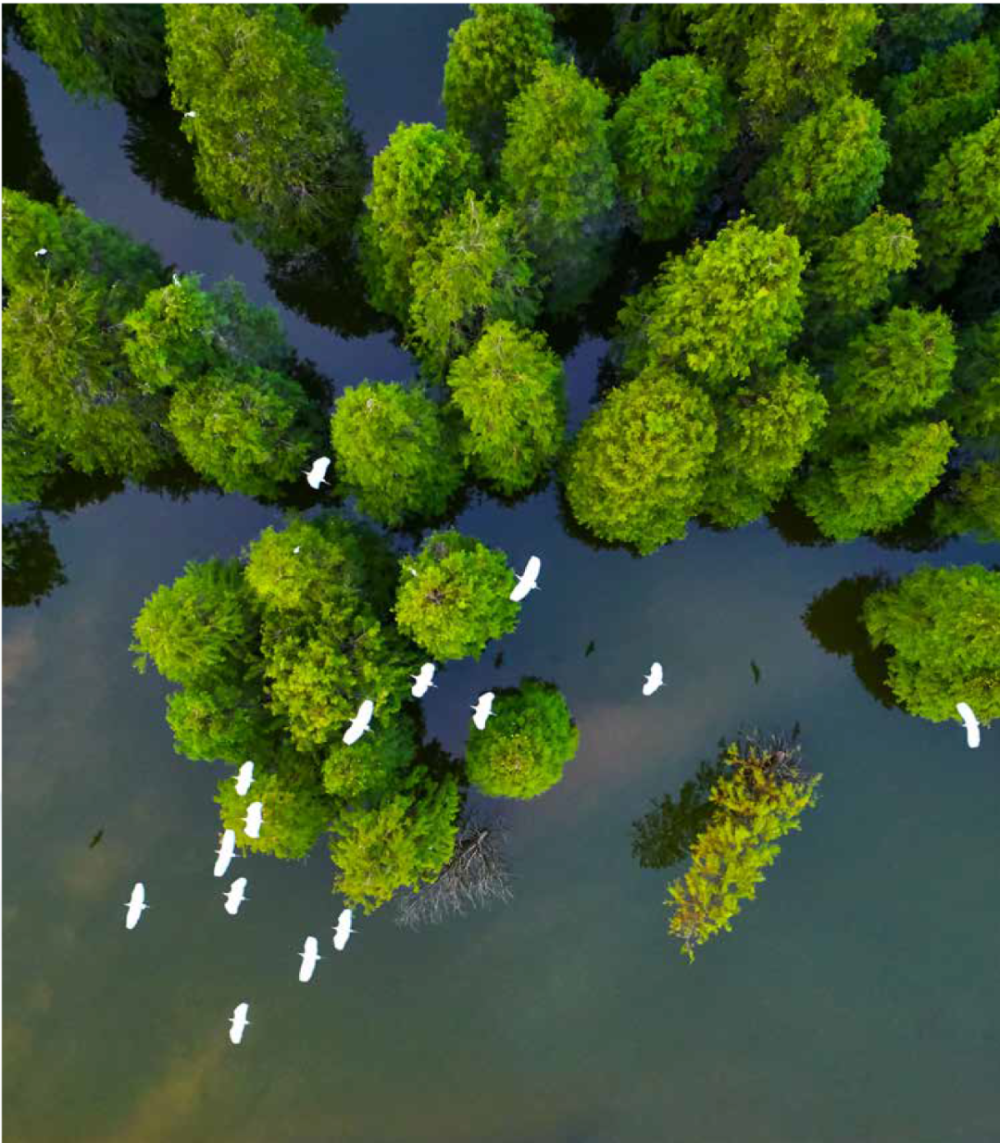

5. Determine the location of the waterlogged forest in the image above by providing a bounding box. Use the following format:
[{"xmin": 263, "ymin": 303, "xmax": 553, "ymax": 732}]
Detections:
[{"xmin": 3, "ymin": 5, "xmax": 999, "ymax": 1142}]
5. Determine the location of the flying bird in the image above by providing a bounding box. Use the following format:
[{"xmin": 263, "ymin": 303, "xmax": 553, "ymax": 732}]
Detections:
[
  {"xmin": 234, "ymin": 761, "xmax": 254, "ymax": 797},
  {"xmin": 184, "ymin": 110, "xmax": 196, "ymax": 118},
  {"xmin": 956, "ymin": 702, "xmax": 981, "ymax": 749},
  {"xmin": 343, "ymin": 699, "xmax": 374, "ymax": 745},
  {"xmin": 88, "ymin": 828, "xmax": 105, "ymax": 850},
  {"xmin": 509, "ymin": 555, "xmax": 541, "ymax": 602},
  {"xmin": 293, "ymin": 545, "xmax": 301, "ymax": 554},
  {"xmin": 34, "ymin": 248, "xmax": 48, "ymax": 257},
  {"xmin": 304, "ymin": 457, "xmax": 331, "ymax": 490},
  {"xmin": 223, "ymin": 877, "xmax": 248, "ymax": 916},
  {"xmin": 298, "ymin": 936, "xmax": 322, "ymax": 983},
  {"xmin": 332, "ymin": 908, "xmax": 355, "ymax": 951},
  {"xmin": 229, "ymin": 1002, "xmax": 250, "ymax": 1045},
  {"xmin": 171, "ymin": 272, "xmax": 182, "ymax": 286},
  {"xmin": 214, "ymin": 829, "xmax": 237, "ymax": 878},
  {"xmin": 642, "ymin": 663, "xmax": 664, "ymax": 697},
  {"xmin": 124, "ymin": 882, "xmax": 148, "ymax": 930},
  {"xmin": 243, "ymin": 801, "xmax": 264, "ymax": 840},
  {"xmin": 471, "ymin": 691, "xmax": 495, "ymax": 730},
  {"xmin": 411, "ymin": 663, "xmax": 436, "ymax": 698}
]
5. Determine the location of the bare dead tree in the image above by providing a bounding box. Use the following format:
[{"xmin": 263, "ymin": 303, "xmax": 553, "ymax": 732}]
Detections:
[{"xmin": 395, "ymin": 809, "xmax": 514, "ymax": 930}]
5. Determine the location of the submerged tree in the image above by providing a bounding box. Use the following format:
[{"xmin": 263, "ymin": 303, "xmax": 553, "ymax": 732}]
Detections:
[{"xmin": 395, "ymin": 530, "xmax": 519, "ymax": 661}]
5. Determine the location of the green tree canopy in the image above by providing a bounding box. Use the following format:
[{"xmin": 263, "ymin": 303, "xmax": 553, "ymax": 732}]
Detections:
[
  {"xmin": 446, "ymin": 320, "xmax": 566, "ymax": 496},
  {"xmin": 2, "ymin": 387, "xmax": 62, "ymax": 505},
  {"xmin": 796, "ymin": 419, "xmax": 955, "ymax": 541},
  {"xmin": 330, "ymin": 382, "xmax": 464, "ymax": 527},
  {"xmin": 563, "ymin": 371, "xmax": 717, "ymax": 554},
  {"xmin": 216, "ymin": 765, "xmax": 334, "ymax": 860},
  {"xmin": 394, "ymin": 530, "xmax": 519, "ymax": 661},
  {"xmin": 863, "ymin": 565, "xmax": 1000, "ymax": 723},
  {"xmin": 407, "ymin": 192, "xmax": 541, "ymax": 382},
  {"xmin": 700, "ymin": 361, "xmax": 828, "ymax": 529},
  {"xmin": 166, "ymin": 682, "xmax": 280, "ymax": 766},
  {"xmin": 941, "ymin": 314, "xmax": 1000, "ymax": 438},
  {"xmin": 361, "ymin": 123, "xmax": 483, "ymax": 322},
  {"xmin": 746, "ymin": 96, "xmax": 890, "ymax": 246},
  {"xmin": 611, "ymin": 55, "xmax": 736, "ymax": 242},
  {"xmin": 466, "ymin": 678, "xmax": 578, "ymax": 799},
  {"xmin": 617, "ymin": 215, "xmax": 807, "ymax": 389},
  {"xmin": 878, "ymin": 3, "xmax": 984, "ymax": 70},
  {"xmin": 19, "ymin": 3, "xmax": 165, "ymax": 102},
  {"xmin": 321, "ymin": 711, "xmax": 420, "ymax": 801},
  {"xmin": 934, "ymin": 461, "xmax": 1000, "ymax": 545},
  {"xmin": 442, "ymin": 3, "xmax": 556, "ymax": 158},
  {"xmin": 164, "ymin": 3, "xmax": 365, "ymax": 253},
  {"xmin": 500, "ymin": 59, "xmax": 618, "ymax": 314}
]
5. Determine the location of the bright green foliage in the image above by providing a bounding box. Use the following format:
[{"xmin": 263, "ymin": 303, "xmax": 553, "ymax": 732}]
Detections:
[
  {"xmin": 446, "ymin": 320, "xmax": 566, "ymax": 496},
  {"xmin": 863, "ymin": 565, "xmax": 1000, "ymax": 724},
  {"xmin": 884, "ymin": 39, "xmax": 1000, "ymax": 203},
  {"xmin": 394, "ymin": 530, "xmax": 519, "ymax": 661},
  {"xmin": 500, "ymin": 60, "xmax": 618, "ymax": 314},
  {"xmin": 166, "ymin": 683, "xmax": 278, "ymax": 765},
  {"xmin": 808, "ymin": 209, "xmax": 919, "ymax": 325},
  {"xmin": 942, "ymin": 314, "xmax": 1000, "ymax": 438},
  {"xmin": 131, "ymin": 558, "xmax": 259, "ymax": 689},
  {"xmin": 916, "ymin": 114, "xmax": 1000, "ymax": 280},
  {"xmin": 361, "ymin": 123, "xmax": 483, "ymax": 322},
  {"xmin": 666, "ymin": 737, "xmax": 821, "ymax": 962},
  {"xmin": 19, "ymin": 3, "xmax": 165, "ymax": 102},
  {"xmin": 796, "ymin": 420, "xmax": 955, "ymax": 541},
  {"xmin": 164, "ymin": 4, "xmax": 365, "ymax": 253},
  {"xmin": 442, "ymin": 3, "xmax": 556, "ymax": 156},
  {"xmin": 168, "ymin": 367, "xmax": 318, "ymax": 497},
  {"xmin": 563, "ymin": 371, "xmax": 717, "ymax": 554},
  {"xmin": 746, "ymin": 96, "xmax": 889, "ymax": 246},
  {"xmin": 330, "ymin": 382, "xmax": 464, "ymax": 526},
  {"xmin": 610, "ymin": 55, "xmax": 736, "ymax": 242},
  {"xmin": 465, "ymin": 678, "xmax": 578, "ymax": 799},
  {"xmin": 826, "ymin": 307, "xmax": 956, "ymax": 440},
  {"xmin": 617, "ymin": 216, "xmax": 807, "ymax": 389},
  {"xmin": 322, "ymin": 713, "xmax": 420, "ymax": 800},
  {"xmin": 216, "ymin": 768, "xmax": 334, "ymax": 859},
  {"xmin": 2, "ymin": 189, "xmax": 165, "ymax": 296},
  {"xmin": 2, "ymin": 275, "xmax": 172, "ymax": 478},
  {"xmin": 700, "ymin": 362, "xmax": 828, "ymax": 529},
  {"xmin": 740, "ymin": 4, "xmax": 879, "ymax": 123},
  {"xmin": 2, "ymin": 388, "xmax": 62, "ymax": 505},
  {"xmin": 934, "ymin": 462, "xmax": 1000, "ymax": 544},
  {"xmin": 124, "ymin": 275, "xmax": 291, "ymax": 392},
  {"xmin": 329, "ymin": 769, "xmax": 461, "ymax": 912},
  {"xmin": 407, "ymin": 192, "xmax": 541, "ymax": 381}
]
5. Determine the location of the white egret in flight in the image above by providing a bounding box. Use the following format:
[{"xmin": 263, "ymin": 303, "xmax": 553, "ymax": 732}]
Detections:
[
  {"xmin": 223, "ymin": 877, "xmax": 248, "ymax": 916},
  {"xmin": 124, "ymin": 882, "xmax": 148, "ymax": 930},
  {"xmin": 171, "ymin": 272, "xmax": 182, "ymax": 286},
  {"xmin": 214, "ymin": 829, "xmax": 237, "ymax": 878},
  {"xmin": 34, "ymin": 248, "xmax": 48, "ymax": 257},
  {"xmin": 304, "ymin": 457, "xmax": 331, "ymax": 490},
  {"xmin": 509, "ymin": 555, "xmax": 541, "ymax": 602},
  {"xmin": 332, "ymin": 908, "xmax": 355, "ymax": 951},
  {"xmin": 184, "ymin": 110, "xmax": 196, "ymax": 118},
  {"xmin": 234, "ymin": 761, "xmax": 254, "ymax": 797},
  {"xmin": 956, "ymin": 702, "xmax": 981, "ymax": 749},
  {"xmin": 298, "ymin": 936, "xmax": 322, "ymax": 982},
  {"xmin": 229, "ymin": 1002, "xmax": 250, "ymax": 1045},
  {"xmin": 343, "ymin": 699, "xmax": 374, "ymax": 745},
  {"xmin": 642, "ymin": 663, "xmax": 664, "ymax": 697},
  {"xmin": 293, "ymin": 545, "xmax": 301, "ymax": 554},
  {"xmin": 243, "ymin": 800, "xmax": 264, "ymax": 839},
  {"xmin": 471, "ymin": 691, "xmax": 495, "ymax": 730},
  {"xmin": 411, "ymin": 663, "xmax": 436, "ymax": 698}
]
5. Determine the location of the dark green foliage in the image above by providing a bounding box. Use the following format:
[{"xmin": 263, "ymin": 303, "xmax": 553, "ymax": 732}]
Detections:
[
  {"xmin": 466, "ymin": 678, "xmax": 578, "ymax": 799},
  {"xmin": 361, "ymin": 123, "xmax": 483, "ymax": 322},
  {"xmin": 330, "ymin": 382, "xmax": 464, "ymax": 526},
  {"xmin": 942, "ymin": 314, "xmax": 1000, "ymax": 437},
  {"xmin": 878, "ymin": 4, "xmax": 983, "ymax": 69},
  {"xmin": 500, "ymin": 59, "xmax": 619, "ymax": 314},
  {"xmin": 3, "ymin": 62, "xmax": 63, "ymax": 205},
  {"xmin": 442, "ymin": 3, "xmax": 556, "ymax": 156},
  {"xmin": 446, "ymin": 320, "xmax": 566, "ymax": 496},
  {"xmin": 863, "ymin": 565, "xmax": 1000, "ymax": 723},
  {"xmin": 746, "ymin": 96, "xmax": 889, "ymax": 246},
  {"xmin": 394, "ymin": 530, "xmax": 519, "ymax": 661},
  {"xmin": 611, "ymin": 55, "xmax": 736, "ymax": 242},
  {"xmin": 322, "ymin": 712, "xmax": 420, "ymax": 801},
  {"xmin": 166, "ymin": 683, "xmax": 279, "ymax": 765},
  {"xmin": 632, "ymin": 760, "xmax": 726, "ymax": 870},
  {"xmin": 19, "ymin": 3, "xmax": 165, "ymax": 102},
  {"xmin": 614, "ymin": 4, "xmax": 693, "ymax": 73},
  {"xmin": 617, "ymin": 215, "xmax": 807, "ymax": 389},
  {"xmin": 563, "ymin": 371, "xmax": 717, "ymax": 554},
  {"xmin": 407, "ymin": 192, "xmax": 541, "ymax": 381},
  {"xmin": 2, "ymin": 387, "xmax": 62, "ymax": 505},
  {"xmin": 165, "ymin": 3, "xmax": 365, "ymax": 253},
  {"xmin": 700, "ymin": 362, "xmax": 828, "ymax": 529},
  {"xmin": 216, "ymin": 766, "xmax": 334, "ymax": 859},
  {"xmin": 934, "ymin": 461, "xmax": 1000, "ymax": 544},
  {"xmin": 796, "ymin": 420, "xmax": 955, "ymax": 541}
]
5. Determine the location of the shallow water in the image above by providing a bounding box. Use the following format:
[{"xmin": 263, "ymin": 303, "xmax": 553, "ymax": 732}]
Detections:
[{"xmin": 4, "ymin": 10, "xmax": 1000, "ymax": 1143}]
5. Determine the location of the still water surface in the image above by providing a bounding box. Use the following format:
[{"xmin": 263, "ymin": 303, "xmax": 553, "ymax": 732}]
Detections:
[{"xmin": 4, "ymin": 10, "xmax": 999, "ymax": 1142}]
